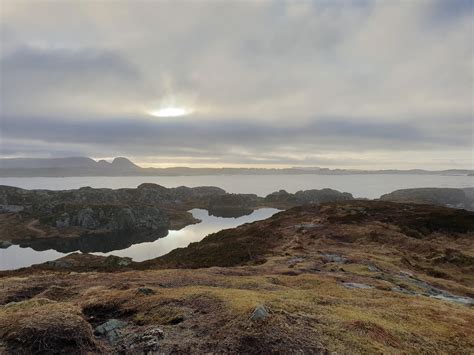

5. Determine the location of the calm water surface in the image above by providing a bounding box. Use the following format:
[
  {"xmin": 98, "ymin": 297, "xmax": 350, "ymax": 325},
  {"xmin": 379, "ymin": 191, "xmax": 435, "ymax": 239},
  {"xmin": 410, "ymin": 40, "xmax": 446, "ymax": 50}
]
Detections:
[
  {"xmin": 1, "ymin": 174, "xmax": 472, "ymax": 270},
  {"xmin": 0, "ymin": 208, "xmax": 280, "ymax": 270},
  {"xmin": 1, "ymin": 174, "xmax": 472, "ymax": 198}
]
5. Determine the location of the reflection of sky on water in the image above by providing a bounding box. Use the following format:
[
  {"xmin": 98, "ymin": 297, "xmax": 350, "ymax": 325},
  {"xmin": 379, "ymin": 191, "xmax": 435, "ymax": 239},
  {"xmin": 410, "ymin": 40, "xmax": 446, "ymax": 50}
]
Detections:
[
  {"xmin": 0, "ymin": 208, "xmax": 280, "ymax": 270},
  {"xmin": 92, "ymin": 208, "xmax": 280, "ymax": 261}
]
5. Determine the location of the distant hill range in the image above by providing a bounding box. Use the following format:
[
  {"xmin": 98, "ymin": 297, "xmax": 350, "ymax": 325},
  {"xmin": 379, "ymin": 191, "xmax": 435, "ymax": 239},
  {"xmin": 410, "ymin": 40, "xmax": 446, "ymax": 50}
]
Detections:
[{"xmin": 0, "ymin": 157, "xmax": 472, "ymax": 177}]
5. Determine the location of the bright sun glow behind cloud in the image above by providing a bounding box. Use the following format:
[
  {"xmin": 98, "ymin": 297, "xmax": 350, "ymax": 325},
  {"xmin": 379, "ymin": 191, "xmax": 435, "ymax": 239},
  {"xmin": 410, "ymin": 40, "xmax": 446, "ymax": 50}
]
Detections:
[{"xmin": 148, "ymin": 107, "xmax": 192, "ymax": 117}]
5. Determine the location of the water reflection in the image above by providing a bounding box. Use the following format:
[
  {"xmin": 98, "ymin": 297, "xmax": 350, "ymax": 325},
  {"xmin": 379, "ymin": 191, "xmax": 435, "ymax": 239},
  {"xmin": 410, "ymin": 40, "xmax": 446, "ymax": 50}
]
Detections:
[
  {"xmin": 15, "ymin": 228, "xmax": 170, "ymax": 253},
  {"xmin": 0, "ymin": 208, "xmax": 280, "ymax": 270},
  {"xmin": 92, "ymin": 208, "xmax": 280, "ymax": 261}
]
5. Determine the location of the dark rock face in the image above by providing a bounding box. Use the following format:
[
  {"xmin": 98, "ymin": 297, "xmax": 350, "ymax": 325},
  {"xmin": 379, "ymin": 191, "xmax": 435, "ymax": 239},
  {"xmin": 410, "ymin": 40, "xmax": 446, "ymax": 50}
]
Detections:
[
  {"xmin": 380, "ymin": 188, "xmax": 473, "ymax": 210},
  {"xmin": 44, "ymin": 204, "xmax": 169, "ymax": 232}
]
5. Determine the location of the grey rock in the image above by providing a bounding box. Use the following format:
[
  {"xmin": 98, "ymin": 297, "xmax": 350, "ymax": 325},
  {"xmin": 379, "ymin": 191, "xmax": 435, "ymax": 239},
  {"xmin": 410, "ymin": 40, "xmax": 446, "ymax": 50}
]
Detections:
[
  {"xmin": 367, "ymin": 264, "xmax": 381, "ymax": 272},
  {"xmin": 322, "ymin": 253, "xmax": 347, "ymax": 264},
  {"xmin": 430, "ymin": 294, "xmax": 473, "ymax": 306},
  {"xmin": 343, "ymin": 282, "xmax": 374, "ymax": 289},
  {"xmin": 391, "ymin": 286, "xmax": 416, "ymax": 295},
  {"xmin": 95, "ymin": 319, "xmax": 128, "ymax": 345},
  {"xmin": 393, "ymin": 272, "xmax": 473, "ymax": 305},
  {"xmin": 249, "ymin": 305, "xmax": 269, "ymax": 321},
  {"xmin": 287, "ymin": 257, "xmax": 305, "ymax": 265},
  {"xmin": 75, "ymin": 208, "xmax": 97, "ymax": 229}
]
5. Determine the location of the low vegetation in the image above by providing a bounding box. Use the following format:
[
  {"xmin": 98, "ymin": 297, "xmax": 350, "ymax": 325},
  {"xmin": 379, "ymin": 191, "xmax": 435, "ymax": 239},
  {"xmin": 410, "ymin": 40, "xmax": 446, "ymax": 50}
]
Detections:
[{"xmin": 1, "ymin": 200, "xmax": 473, "ymax": 353}]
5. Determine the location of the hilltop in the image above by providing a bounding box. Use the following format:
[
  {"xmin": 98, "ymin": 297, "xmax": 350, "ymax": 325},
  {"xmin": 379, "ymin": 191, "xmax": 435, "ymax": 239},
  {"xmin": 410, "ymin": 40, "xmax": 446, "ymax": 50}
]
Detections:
[{"xmin": 1, "ymin": 200, "xmax": 473, "ymax": 353}]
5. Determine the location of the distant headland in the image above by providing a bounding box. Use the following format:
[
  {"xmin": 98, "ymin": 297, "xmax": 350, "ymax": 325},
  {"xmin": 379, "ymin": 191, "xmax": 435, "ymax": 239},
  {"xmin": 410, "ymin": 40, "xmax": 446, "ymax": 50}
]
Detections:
[{"xmin": 0, "ymin": 157, "xmax": 472, "ymax": 177}]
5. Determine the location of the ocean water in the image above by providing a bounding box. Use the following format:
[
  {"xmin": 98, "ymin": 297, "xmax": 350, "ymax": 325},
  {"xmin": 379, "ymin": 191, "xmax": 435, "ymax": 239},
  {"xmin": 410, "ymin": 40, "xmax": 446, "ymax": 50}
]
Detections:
[{"xmin": 1, "ymin": 174, "xmax": 472, "ymax": 199}]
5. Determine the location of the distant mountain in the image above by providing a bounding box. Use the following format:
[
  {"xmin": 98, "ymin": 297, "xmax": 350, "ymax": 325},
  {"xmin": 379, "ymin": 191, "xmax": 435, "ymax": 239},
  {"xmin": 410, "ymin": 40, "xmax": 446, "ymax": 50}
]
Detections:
[
  {"xmin": 0, "ymin": 157, "xmax": 472, "ymax": 177},
  {"xmin": 0, "ymin": 157, "xmax": 140, "ymax": 176},
  {"xmin": 110, "ymin": 157, "xmax": 140, "ymax": 170}
]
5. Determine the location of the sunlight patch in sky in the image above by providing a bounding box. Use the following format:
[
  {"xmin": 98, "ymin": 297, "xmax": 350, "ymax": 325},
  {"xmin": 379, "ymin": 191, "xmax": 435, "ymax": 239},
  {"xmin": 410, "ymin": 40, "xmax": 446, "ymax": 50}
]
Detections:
[{"xmin": 148, "ymin": 107, "xmax": 193, "ymax": 117}]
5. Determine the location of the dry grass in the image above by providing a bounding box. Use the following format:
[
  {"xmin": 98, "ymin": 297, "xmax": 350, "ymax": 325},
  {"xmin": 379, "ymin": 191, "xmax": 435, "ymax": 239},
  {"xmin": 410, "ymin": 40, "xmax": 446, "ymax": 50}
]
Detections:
[
  {"xmin": 1, "ymin": 201, "xmax": 474, "ymax": 353},
  {"xmin": 0, "ymin": 298, "xmax": 99, "ymax": 353}
]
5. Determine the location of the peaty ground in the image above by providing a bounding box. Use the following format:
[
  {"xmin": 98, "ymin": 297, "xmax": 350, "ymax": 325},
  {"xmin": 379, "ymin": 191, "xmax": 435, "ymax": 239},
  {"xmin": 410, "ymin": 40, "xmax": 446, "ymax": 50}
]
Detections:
[{"xmin": 0, "ymin": 201, "xmax": 473, "ymax": 354}]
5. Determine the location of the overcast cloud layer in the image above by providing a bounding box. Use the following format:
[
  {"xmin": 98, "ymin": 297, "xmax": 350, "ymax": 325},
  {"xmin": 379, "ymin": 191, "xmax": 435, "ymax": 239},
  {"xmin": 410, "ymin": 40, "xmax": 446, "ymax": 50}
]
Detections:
[{"xmin": 1, "ymin": 0, "xmax": 473, "ymax": 169}]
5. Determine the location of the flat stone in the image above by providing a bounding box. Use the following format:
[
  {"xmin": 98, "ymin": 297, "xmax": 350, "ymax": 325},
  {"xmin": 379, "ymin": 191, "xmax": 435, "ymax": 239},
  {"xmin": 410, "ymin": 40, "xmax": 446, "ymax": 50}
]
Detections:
[
  {"xmin": 430, "ymin": 294, "xmax": 474, "ymax": 306},
  {"xmin": 343, "ymin": 282, "xmax": 374, "ymax": 290}
]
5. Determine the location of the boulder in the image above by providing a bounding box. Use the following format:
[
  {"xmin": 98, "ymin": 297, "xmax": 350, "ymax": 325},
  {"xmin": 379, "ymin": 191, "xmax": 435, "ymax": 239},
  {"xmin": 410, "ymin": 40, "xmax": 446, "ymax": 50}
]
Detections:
[
  {"xmin": 94, "ymin": 319, "xmax": 128, "ymax": 345},
  {"xmin": 249, "ymin": 305, "xmax": 269, "ymax": 321}
]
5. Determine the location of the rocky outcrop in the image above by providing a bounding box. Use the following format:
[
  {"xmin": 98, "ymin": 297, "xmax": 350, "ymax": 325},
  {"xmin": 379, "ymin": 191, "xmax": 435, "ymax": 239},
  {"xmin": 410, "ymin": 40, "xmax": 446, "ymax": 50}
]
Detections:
[
  {"xmin": 0, "ymin": 184, "xmax": 226, "ymax": 208},
  {"xmin": 44, "ymin": 204, "xmax": 169, "ymax": 231},
  {"xmin": 380, "ymin": 188, "xmax": 474, "ymax": 210},
  {"xmin": 264, "ymin": 188, "xmax": 353, "ymax": 207}
]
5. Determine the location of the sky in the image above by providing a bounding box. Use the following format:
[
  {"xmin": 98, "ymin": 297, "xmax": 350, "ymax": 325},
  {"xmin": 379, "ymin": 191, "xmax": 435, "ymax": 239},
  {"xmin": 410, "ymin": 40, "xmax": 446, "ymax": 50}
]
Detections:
[{"xmin": 1, "ymin": 0, "xmax": 473, "ymax": 169}]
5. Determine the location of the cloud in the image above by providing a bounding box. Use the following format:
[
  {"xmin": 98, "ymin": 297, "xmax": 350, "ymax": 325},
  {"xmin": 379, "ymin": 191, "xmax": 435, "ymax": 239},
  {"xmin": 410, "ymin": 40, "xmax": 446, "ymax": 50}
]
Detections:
[{"xmin": 0, "ymin": 0, "xmax": 472, "ymax": 168}]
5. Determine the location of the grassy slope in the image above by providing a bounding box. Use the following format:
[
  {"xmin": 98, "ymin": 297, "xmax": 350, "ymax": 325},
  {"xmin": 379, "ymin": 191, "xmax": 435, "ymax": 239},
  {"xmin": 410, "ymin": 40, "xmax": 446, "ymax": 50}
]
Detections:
[{"xmin": 0, "ymin": 201, "xmax": 473, "ymax": 353}]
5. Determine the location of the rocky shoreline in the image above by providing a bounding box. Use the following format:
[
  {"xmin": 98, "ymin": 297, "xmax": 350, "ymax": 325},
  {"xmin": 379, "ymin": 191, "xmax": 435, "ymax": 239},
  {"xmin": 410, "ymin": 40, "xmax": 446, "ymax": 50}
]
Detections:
[{"xmin": 0, "ymin": 184, "xmax": 353, "ymax": 252}]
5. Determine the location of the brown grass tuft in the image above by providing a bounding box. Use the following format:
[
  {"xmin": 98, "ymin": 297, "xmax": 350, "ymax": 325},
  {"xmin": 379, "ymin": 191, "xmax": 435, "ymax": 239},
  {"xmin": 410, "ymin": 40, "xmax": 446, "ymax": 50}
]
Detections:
[{"xmin": 0, "ymin": 298, "xmax": 98, "ymax": 353}]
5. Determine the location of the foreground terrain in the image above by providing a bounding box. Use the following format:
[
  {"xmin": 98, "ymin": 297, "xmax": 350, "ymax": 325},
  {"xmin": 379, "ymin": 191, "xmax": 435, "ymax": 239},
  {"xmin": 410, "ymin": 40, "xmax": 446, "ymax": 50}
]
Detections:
[{"xmin": 1, "ymin": 200, "xmax": 473, "ymax": 353}]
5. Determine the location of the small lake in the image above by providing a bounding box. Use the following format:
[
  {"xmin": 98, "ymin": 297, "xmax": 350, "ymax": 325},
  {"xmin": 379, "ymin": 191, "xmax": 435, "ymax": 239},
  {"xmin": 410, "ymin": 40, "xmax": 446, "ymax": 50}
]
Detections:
[{"xmin": 0, "ymin": 208, "xmax": 280, "ymax": 270}]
